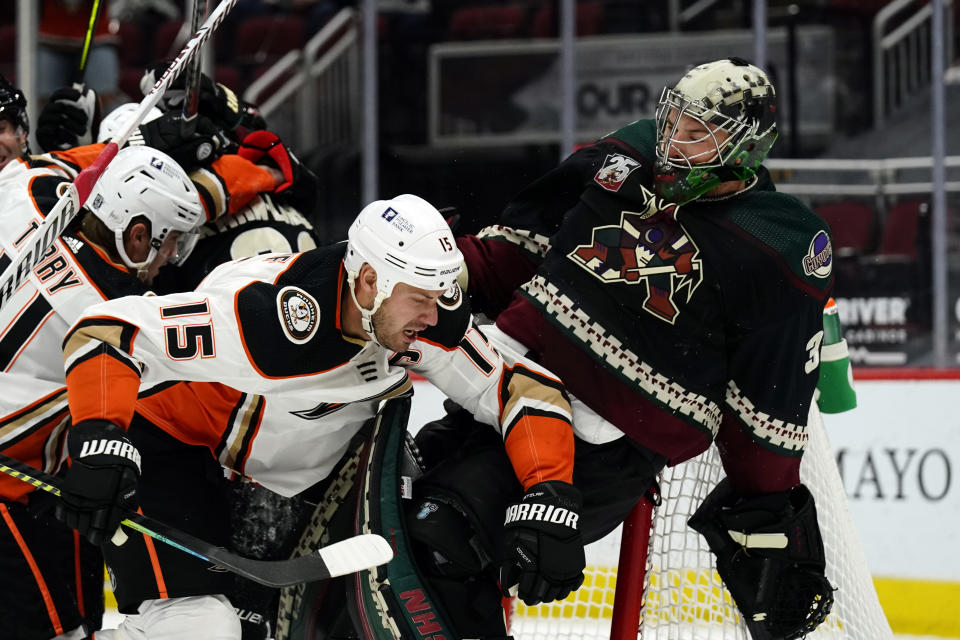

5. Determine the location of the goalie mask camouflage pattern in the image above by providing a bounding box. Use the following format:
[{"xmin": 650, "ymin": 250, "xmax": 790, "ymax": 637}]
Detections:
[{"xmin": 654, "ymin": 57, "xmax": 778, "ymax": 205}]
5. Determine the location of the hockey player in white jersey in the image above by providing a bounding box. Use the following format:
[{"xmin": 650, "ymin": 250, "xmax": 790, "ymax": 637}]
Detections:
[
  {"xmin": 55, "ymin": 194, "xmax": 578, "ymax": 639},
  {"xmin": 0, "ymin": 144, "xmax": 204, "ymax": 639}
]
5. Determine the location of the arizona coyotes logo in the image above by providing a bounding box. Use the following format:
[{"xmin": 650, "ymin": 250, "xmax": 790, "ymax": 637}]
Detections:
[
  {"xmin": 568, "ymin": 207, "xmax": 702, "ymax": 324},
  {"xmin": 594, "ymin": 154, "xmax": 641, "ymax": 192}
]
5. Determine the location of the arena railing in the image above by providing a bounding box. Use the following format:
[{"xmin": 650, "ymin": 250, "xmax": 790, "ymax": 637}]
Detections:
[{"xmin": 243, "ymin": 7, "xmax": 360, "ymax": 152}]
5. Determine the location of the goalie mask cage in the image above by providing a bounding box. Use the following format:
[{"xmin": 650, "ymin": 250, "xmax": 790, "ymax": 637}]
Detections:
[{"xmin": 508, "ymin": 406, "xmax": 894, "ymax": 640}]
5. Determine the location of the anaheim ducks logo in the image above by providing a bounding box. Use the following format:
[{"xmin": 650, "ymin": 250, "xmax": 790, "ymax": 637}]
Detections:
[
  {"xmin": 437, "ymin": 282, "xmax": 463, "ymax": 311},
  {"xmin": 277, "ymin": 286, "xmax": 319, "ymax": 344},
  {"xmin": 568, "ymin": 205, "xmax": 702, "ymax": 324}
]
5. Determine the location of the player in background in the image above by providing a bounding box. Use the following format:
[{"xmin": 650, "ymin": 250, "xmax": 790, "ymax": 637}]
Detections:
[
  {"xmin": 0, "ymin": 126, "xmax": 204, "ymax": 638},
  {"xmin": 387, "ymin": 57, "xmax": 836, "ymax": 640},
  {"xmin": 0, "ymin": 75, "xmax": 30, "ymax": 171},
  {"xmin": 52, "ymin": 194, "xmax": 578, "ymax": 639}
]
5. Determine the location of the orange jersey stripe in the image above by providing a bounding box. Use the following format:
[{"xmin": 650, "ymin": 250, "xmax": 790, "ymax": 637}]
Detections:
[
  {"xmin": 49, "ymin": 143, "xmax": 108, "ymax": 171},
  {"xmin": 0, "ymin": 410, "xmax": 69, "ymax": 502},
  {"xmin": 136, "ymin": 381, "xmax": 245, "ymax": 450},
  {"xmin": 504, "ymin": 414, "xmax": 574, "ymax": 489},
  {"xmin": 65, "ymin": 354, "xmax": 141, "ymax": 428},
  {"xmin": 210, "ymin": 155, "xmax": 277, "ymax": 217},
  {"xmin": 72, "ymin": 530, "xmax": 85, "ymax": 616},
  {"xmin": 139, "ymin": 508, "xmax": 169, "ymax": 600},
  {"xmin": 0, "ymin": 503, "xmax": 64, "ymax": 635}
]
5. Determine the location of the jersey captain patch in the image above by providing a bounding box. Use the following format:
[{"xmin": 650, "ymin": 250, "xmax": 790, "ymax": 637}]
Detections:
[
  {"xmin": 802, "ymin": 230, "xmax": 833, "ymax": 279},
  {"xmin": 277, "ymin": 286, "xmax": 319, "ymax": 344}
]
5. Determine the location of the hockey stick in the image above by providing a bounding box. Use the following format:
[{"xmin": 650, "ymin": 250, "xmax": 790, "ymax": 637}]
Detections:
[
  {"xmin": 181, "ymin": 0, "xmax": 208, "ymax": 138},
  {"xmin": 0, "ymin": 451, "xmax": 393, "ymax": 587},
  {"xmin": 0, "ymin": 0, "xmax": 240, "ymax": 314},
  {"xmin": 72, "ymin": 0, "xmax": 105, "ymax": 87}
]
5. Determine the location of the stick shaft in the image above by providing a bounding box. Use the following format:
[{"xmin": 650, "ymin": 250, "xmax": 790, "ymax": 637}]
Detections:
[
  {"xmin": 73, "ymin": 0, "xmax": 104, "ymax": 86},
  {"xmin": 0, "ymin": 451, "xmax": 392, "ymax": 587},
  {"xmin": 181, "ymin": 0, "xmax": 209, "ymax": 138}
]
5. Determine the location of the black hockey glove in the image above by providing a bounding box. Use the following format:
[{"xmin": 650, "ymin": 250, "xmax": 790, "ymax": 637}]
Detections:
[
  {"xmin": 238, "ymin": 130, "xmax": 319, "ymax": 214},
  {"xmin": 133, "ymin": 111, "xmax": 225, "ymax": 170},
  {"xmin": 501, "ymin": 480, "xmax": 585, "ymax": 606},
  {"xmin": 141, "ymin": 63, "xmax": 266, "ymax": 137},
  {"xmin": 55, "ymin": 420, "xmax": 141, "ymax": 546},
  {"xmin": 36, "ymin": 84, "xmax": 101, "ymax": 151}
]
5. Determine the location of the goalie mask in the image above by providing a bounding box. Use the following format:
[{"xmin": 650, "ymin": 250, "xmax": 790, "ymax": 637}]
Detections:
[
  {"xmin": 654, "ymin": 57, "xmax": 778, "ymax": 205},
  {"xmin": 343, "ymin": 194, "xmax": 463, "ymax": 347},
  {"xmin": 86, "ymin": 146, "xmax": 204, "ymax": 271}
]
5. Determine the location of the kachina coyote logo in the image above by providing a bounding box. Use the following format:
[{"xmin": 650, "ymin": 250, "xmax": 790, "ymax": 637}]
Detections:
[{"xmin": 568, "ymin": 206, "xmax": 702, "ymax": 324}]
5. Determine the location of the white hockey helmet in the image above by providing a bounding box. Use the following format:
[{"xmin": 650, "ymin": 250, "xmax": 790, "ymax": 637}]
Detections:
[
  {"xmin": 97, "ymin": 102, "xmax": 163, "ymax": 143},
  {"xmin": 343, "ymin": 194, "xmax": 463, "ymax": 343},
  {"xmin": 654, "ymin": 57, "xmax": 778, "ymax": 204},
  {"xmin": 86, "ymin": 145, "xmax": 204, "ymax": 270}
]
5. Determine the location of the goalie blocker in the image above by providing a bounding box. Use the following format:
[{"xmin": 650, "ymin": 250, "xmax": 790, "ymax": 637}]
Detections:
[
  {"xmin": 688, "ymin": 478, "xmax": 835, "ymax": 640},
  {"xmin": 333, "ymin": 397, "xmax": 667, "ymax": 639}
]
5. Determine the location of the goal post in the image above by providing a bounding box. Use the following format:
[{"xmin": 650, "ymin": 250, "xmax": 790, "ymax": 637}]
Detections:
[{"xmin": 508, "ymin": 405, "xmax": 893, "ymax": 640}]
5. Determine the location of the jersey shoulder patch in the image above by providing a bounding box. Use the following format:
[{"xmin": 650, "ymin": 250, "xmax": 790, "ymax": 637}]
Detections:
[
  {"xmin": 417, "ymin": 282, "xmax": 471, "ymax": 349},
  {"xmin": 236, "ymin": 246, "xmax": 361, "ymax": 376}
]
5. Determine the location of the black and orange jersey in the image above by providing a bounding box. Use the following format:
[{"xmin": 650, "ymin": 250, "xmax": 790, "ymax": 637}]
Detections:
[
  {"xmin": 63, "ymin": 244, "xmax": 574, "ymax": 496},
  {"xmin": 0, "ymin": 144, "xmax": 297, "ymax": 502},
  {"xmin": 0, "ymin": 167, "xmax": 150, "ymax": 502}
]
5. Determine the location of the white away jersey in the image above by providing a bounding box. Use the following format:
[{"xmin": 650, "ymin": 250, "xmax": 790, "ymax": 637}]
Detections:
[{"xmin": 64, "ymin": 244, "xmax": 574, "ymax": 496}]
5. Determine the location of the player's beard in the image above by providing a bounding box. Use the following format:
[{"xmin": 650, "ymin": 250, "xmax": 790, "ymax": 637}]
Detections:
[{"xmin": 370, "ymin": 305, "xmax": 406, "ymax": 352}]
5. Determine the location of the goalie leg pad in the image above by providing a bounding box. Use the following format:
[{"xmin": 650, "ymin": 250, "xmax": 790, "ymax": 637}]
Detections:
[
  {"xmin": 349, "ymin": 398, "xmax": 516, "ymax": 639},
  {"xmin": 688, "ymin": 479, "xmax": 834, "ymax": 640},
  {"xmin": 348, "ymin": 398, "xmax": 460, "ymax": 640}
]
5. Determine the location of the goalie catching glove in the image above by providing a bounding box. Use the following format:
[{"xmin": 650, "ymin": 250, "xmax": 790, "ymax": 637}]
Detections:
[
  {"xmin": 36, "ymin": 84, "xmax": 101, "ymax": 151},
  {"xmin": 501, "ymin": 480, "xmax": 585, "ymax": 606},
  {"xmin": 688, "ymin": 479, "xmax": 834, "ymax": 640},
  {"xmin": 54, "ymin": 420, "xmax": 141, "ymax": 546}
]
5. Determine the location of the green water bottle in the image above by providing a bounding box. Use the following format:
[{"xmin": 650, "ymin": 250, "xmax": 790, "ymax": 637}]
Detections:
[{"xmin": 816, "ymin": 298, "xmax": 857, "ymax": 413}]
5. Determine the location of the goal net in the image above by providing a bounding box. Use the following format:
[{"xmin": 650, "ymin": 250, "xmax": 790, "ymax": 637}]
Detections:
[{"xmin": 508, "ymin": 405, "xmax": 893, "ymax": 640}]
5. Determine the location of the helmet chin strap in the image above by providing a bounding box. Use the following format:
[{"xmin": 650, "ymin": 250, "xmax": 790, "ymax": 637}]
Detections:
[
  {"xmin": 347, "ymin": 271, "xmax": 388, "ymax": 347},
  {"xmin": 113, "ymin": 230, "xmax": 156, "ymax": 277}
]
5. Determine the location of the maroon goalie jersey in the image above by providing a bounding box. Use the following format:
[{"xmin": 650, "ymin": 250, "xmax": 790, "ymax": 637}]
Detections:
[{"xmin": 458, "ymin": 118, "xmax": 834, "ymax": 494}]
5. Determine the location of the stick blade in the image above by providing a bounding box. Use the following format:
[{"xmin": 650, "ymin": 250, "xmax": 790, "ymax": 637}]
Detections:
[{"xmin": 316, "ymin": 533, "xmax": 393, "ymax": 578}]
